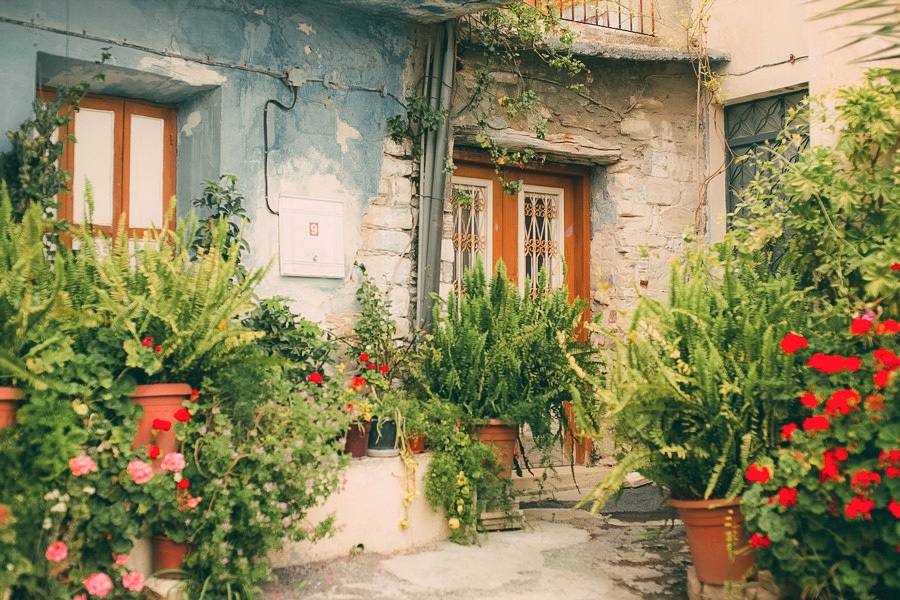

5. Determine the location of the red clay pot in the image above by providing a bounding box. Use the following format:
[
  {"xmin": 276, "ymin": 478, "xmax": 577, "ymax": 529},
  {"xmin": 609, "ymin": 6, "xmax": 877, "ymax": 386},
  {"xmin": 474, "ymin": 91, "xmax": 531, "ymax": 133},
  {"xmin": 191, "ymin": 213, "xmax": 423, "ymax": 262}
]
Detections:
[
  {"xmin": 344, "ymin": 421, "xmax": 372, "ymax": 458},
  {"xmin": 132, "ymin": 383, "xmax": 191, "ymax": 467},
  {"xmin": 474, "ymin": 419, "xmax": 518, "ymax": 479},
  {"xmin": 152, "ymin": 535, "xmax": 190, "ymax": 579},
  {"xmin": 669, "ymin": 497, "xmax": 756, "ymax": 584},
  {"xmin": 407, "ymin": 434, "xmax": 426, "ymax": 454},
  {"xmin": 0, "ymin": 386, "xmax": 24, "ymax": 430}
]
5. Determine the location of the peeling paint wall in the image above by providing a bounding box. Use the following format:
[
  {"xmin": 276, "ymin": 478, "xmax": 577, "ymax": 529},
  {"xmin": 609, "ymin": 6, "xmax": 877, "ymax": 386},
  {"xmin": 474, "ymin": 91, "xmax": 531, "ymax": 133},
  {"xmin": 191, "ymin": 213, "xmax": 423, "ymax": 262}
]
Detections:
[
  {"xmin": 0, "ymin": 0, "xmax": 423, "ymax": 339},
  {"xmin": 451, "ymin": 50, "xmax": 701, "ymax": 323}
]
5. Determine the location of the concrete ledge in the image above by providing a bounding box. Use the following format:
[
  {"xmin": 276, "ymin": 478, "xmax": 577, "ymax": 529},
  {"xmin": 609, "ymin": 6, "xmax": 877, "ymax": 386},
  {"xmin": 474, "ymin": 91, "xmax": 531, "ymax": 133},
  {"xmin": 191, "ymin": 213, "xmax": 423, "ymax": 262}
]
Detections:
[{"xmin": 272, "ymin": 453, "xmax": 448, "ymax": 566}]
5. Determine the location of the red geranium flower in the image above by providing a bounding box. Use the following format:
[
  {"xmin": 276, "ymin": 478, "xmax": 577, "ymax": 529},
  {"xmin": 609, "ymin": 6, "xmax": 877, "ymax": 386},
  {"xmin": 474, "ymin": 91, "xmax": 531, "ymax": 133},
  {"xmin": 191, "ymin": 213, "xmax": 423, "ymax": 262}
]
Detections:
[
  {"xmin": 802, "ymin": 415, "xmax": 830, "ymax": 431},
  {"xmin": 775, "ymin": 487, "xmax": 798, "ymax": 507},
  {"xmin": 891, "ymin": 263, "xmax": 900, "ymax": 271},
  {"xmin": 874, "ymin": 348, "xmax": 900, "ymax": 370},
  {"xmin": 307, "ymin": 372, "xmax": 324, "ymax": 384},
  {"xmin": 845, "ymin": 496, "xmax": 875, "ymax": 519},
  {"xmin": 780, "ymin": 422, "xmax": 797, "ymax": 441},
  {"xmin": 351, "ymin": 376, "xmax": 366, "ymax": 389},
  {"xmin": 749, "ymin": 533, "xmax": 771, "ymax": 548},
  {"xmin": 850, "ymin": 318, "xmax": 873, "ymax": 335},
  {"xmin": 152, "ymin": 419, "xmax": 172, "ymax": 431},
  {"xmin": 850, "ymin": 470, "xmax": 881, "ymax": 489},
  {"xmin": 141, "ymin": 336, "xmax": 154, "ymax": 348},
  {"xmin": 154, "ymin": 345, "xmax": 162, "ymax": 353},
  {"xmin": 800, "ymin": 392, "xmax": 819, "ymax": 408},
  {"xmin": 807, "ymin": 353, "xmax": 846, "ymax": 374},
  {"xmin": 358, "ymin": 352, "xmax": 370, "ymax": 362},
  {"xmin": 875, "ymin": 319, "xmax": 899, "ymax": 335},
  {"xmin": 780, "ymin": 332, "xmax": 808, "ymax": 354},
  {"xmin": 379, "ymin": 364, "xmax": 389, "ymax": 374},
  {"xmin": 177, "ymin": 479, "xmax": 190, "ymax": 489},
  {"xmin": 173, "ymin": 408, "xmax": 191, "ymax": 422},
  {"xmin": 365, "ymin": 363, "xmax": 375, "ymax": 370},
  {"xmin": 189, "ymin": 389, "xmax": 200, "ymax": 402},
  {"xmin": 844, "ymin": 356, "xmax": 862, "ymax": 372},
  {"xmin": 888, "ymin": 499, "xmax": 900, "ymax": 519},
  {"xmin": 147, "ymin": 445, "xmax": 160, "ymax": 459},
  {"xmin": 824, "ymin": 388, "xmax": 860, "ymax": 417},
  {"xmin": 746, "ymin": 463, "xmax": 771, "ymax": 484},
  {"xmin": 874, "ymin": 370, "xmax": 892, "ymax": 388}
]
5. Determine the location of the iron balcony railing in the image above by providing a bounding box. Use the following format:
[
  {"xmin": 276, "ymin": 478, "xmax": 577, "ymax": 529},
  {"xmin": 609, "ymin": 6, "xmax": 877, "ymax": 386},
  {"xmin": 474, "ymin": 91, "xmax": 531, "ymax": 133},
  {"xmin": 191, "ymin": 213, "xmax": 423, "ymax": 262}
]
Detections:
[{"xmin": 524, "ymin": 0, "xmax": 655, "ymax": 36}]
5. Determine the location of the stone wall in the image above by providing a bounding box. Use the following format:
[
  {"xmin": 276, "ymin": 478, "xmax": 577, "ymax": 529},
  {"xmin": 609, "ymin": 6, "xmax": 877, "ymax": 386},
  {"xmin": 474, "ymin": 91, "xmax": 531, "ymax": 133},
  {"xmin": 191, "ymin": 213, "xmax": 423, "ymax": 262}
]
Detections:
[{"xmin": 449, "ymin": 49, "xmax": 701, "ymax": 323}]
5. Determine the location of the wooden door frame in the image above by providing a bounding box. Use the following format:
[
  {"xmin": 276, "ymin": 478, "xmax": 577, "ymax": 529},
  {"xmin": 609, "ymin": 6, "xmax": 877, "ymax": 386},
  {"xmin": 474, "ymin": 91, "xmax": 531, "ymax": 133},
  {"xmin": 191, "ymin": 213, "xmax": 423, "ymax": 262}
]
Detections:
[{"xmin": 452, "ymin": 152, "xmax": 591, "ymax": 308}]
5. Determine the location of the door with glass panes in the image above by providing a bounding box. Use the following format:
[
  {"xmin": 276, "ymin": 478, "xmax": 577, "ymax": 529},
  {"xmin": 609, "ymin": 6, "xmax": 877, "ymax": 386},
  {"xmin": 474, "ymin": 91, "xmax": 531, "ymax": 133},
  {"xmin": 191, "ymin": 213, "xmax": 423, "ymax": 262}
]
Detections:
[
  {"xmin": 449, "ymin": 158, "xmax": 589, "ymax": 304},
  {"xmin": 450, "ymin": 157, "xmax": 592, "ymax": 463}
]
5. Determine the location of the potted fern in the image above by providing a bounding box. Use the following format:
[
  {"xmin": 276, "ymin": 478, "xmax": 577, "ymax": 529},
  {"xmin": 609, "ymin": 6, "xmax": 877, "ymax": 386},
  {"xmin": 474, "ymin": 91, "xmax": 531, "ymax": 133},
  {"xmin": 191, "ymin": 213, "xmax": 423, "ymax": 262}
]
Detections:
[
  {"xmin": 418, "ymin": 259, "xmax": 590, "ymax": 476},
  {"xmin": 576, "ymin": 240, "xmax": 808, "ymax": 584},
  {"xmin": 0, "ymin": 185, "xmax": 73, "ymax": 427}
]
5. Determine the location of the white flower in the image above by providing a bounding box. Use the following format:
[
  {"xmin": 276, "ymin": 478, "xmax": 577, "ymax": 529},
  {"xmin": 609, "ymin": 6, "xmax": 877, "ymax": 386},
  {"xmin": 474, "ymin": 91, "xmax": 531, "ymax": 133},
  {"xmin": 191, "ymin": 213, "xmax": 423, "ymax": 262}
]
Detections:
[
  {"xmin": 44, "ymin": 490, "xmax": 60, "ymax": 501},
  {"xmin": 42, "ymin": 517, "xmax": 53, "ymax": 529},
  {"xmin": 82, "ymin": 486, "xmax": 96, "ymax": 495},
  {"xmin": 49, "ymin": 502, "xmax": 67, "ymax": 513}
]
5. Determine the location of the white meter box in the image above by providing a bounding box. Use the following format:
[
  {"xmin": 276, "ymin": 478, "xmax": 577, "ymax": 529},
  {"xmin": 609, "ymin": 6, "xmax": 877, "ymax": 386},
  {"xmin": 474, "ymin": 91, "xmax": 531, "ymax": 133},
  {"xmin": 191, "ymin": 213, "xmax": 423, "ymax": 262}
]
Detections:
[{"xmin": 278, "ymin": 195, "xmax": 345, "ymax": 278}]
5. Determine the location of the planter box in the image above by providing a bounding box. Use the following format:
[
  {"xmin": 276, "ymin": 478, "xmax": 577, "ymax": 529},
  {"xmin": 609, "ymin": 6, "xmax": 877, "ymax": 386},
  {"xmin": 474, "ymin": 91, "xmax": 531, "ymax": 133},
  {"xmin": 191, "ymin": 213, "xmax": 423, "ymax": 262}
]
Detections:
[{"xmin": 271, "ymin": 453, "xmax": 448, "ymax": 565}]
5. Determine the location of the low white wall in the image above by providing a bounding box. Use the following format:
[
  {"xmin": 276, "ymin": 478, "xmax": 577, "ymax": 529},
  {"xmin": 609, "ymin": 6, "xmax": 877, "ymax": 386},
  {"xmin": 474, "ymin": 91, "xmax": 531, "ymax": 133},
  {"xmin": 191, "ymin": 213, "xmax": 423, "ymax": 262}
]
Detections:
[{"xmin": 272, "ymin": 453, "xmax": 449, "ymax": 566}]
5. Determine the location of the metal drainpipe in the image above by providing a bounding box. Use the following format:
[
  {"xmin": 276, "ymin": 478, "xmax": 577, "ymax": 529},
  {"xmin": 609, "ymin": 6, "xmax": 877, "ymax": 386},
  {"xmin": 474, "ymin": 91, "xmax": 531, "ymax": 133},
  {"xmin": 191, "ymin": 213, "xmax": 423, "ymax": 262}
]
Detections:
[{"xmin": 415, "ymin": 19, "xmax": 456, "ymax": 331}]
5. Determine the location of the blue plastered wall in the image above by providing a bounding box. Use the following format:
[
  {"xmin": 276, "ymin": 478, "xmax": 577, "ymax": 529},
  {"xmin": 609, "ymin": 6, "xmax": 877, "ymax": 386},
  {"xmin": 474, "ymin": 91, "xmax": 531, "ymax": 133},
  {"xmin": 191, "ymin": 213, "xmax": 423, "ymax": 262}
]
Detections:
[{"xmin": 0, "ymin": 0, "xmax": 419, "ymax": 331}]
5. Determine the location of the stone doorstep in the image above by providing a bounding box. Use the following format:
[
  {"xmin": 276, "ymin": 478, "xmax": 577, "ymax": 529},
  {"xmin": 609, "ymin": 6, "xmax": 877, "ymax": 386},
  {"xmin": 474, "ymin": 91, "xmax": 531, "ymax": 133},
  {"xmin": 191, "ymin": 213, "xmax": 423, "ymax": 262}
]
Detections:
[
  {"xmin": 686, "ymin": 566, "xmax": 784, "ymax": 600},
  {"xmin": 512, "ymin": 464, "xmax": 613, "ymax": 503}
]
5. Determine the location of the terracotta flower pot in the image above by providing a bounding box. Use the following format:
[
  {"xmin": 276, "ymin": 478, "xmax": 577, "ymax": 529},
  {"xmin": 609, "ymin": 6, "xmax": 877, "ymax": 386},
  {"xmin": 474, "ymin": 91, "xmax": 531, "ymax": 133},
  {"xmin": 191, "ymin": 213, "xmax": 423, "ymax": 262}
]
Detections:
[
  {"xmin": 152, "ymin": 535, "xmax": 190, "ymax": 579},
  {"xmin": 0, "ymin": 386, "xmax": 24, "ymax": 430},
  {"xmin": 407, "ymin": 434, "xmax": 426, "ymax": 454},
  {"xmin": 474, "ymin": 419, "xmax": 518, "ymax": 479},
  {"xmin": 344, "ymin": 421, "xmax": 372, "ymax": 458},
  {"xmin": 669, "ymin": 497, "xmax": 756, "ymax": 585},
  {"xmin": 131, "ymin": 383, "xmax": 191, "ymax": 467}
]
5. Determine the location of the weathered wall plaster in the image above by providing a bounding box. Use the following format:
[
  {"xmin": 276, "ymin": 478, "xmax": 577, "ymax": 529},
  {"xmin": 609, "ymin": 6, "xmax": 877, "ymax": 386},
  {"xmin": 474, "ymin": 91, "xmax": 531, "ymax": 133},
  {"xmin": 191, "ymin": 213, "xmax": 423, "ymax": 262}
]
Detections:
[{"xmin": 0, "ymin": 0, "xmax": 421, "ymax": 340}]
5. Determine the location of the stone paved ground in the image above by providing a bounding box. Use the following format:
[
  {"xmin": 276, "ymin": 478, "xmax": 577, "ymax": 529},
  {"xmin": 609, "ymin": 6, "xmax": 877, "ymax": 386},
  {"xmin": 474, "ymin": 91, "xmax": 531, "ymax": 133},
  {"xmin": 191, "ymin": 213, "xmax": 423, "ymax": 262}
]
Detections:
[{"xmin": 263, "ymin": 484, "xmax": 691, "ymax": 600}]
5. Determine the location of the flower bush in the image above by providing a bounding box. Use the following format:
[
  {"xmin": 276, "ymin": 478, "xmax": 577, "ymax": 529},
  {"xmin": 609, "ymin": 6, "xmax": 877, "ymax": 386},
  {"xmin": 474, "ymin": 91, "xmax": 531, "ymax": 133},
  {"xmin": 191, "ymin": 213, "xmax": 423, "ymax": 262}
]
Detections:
[{"xmin": 741, "ymin": 315, "xmax": 899, "ymax": 598}]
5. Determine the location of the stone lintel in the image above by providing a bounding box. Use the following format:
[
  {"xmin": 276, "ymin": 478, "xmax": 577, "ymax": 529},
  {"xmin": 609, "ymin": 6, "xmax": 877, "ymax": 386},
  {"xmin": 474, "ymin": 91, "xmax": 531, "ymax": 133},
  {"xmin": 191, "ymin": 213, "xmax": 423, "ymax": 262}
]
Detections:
[{"xmin": 454, "ymin": 127, "xmax": 621, "ymax": 166}]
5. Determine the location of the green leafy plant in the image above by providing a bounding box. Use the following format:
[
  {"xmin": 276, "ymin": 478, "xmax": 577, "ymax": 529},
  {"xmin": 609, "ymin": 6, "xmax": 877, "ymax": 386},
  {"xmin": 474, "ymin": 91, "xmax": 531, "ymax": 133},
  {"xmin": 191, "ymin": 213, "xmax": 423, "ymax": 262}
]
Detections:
[
  {"xmin": 741, "ymin": 313, "xmax": 900, "ymax": 599},
  {"xmin": 387, "ymin": 95, "xmax": 447, "ymax": 159},
  {"xmin": 731, "ymin": 70, "xmax": 899, "ymax": 316},
  {"xmin": 190, "ymin": 174, "xmax": 249, "ymax": 279},
  {"xmin": 0, "ymin": 186, "xmax": 73, "ymax": 389},
  {"xmin": 575, "ymin": 240, "xmax": 809, "ymax": 507},
  {"xmin": 418, "ymin": 259, "xmax": 589, "ymax": 451},
  {"xmin": 71, "ymin": 209, "xmax": 265, "ymax": 385}
]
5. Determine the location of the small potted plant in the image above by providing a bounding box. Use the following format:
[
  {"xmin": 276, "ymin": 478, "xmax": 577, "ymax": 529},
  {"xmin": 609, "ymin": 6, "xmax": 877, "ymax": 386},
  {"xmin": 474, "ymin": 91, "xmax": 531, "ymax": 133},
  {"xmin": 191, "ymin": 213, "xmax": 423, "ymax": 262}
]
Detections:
[
  {"xmin": 416, "ymin": 259, "xmax": 590, "ymax": 476},
  {"xmin": 575, "ymin": 240, "xmax": 808, "ymax": 585}
]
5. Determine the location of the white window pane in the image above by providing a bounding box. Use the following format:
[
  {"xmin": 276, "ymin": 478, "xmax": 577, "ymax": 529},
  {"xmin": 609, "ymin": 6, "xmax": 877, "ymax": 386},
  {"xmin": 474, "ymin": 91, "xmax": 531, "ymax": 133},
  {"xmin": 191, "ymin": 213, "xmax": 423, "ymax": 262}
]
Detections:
[
  {"xmin": 73, "ymin": 108, "xmax": 115, "ymax": 226},
  {"xmin": 128, "ymin": 114, "xmax": 165, "ymax": 229}
]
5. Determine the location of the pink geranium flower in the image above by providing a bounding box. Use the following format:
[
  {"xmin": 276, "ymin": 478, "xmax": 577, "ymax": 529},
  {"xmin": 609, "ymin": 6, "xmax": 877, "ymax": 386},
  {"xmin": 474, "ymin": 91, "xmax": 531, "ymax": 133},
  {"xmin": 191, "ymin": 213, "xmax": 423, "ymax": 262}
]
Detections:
[
  {"xmin": 127, "ymin": 459, "xmax": 154, "ymax": 484},
  {"xmin": 82, "ymin": 572, "xmax": 113, "ymax": 598},
  {"xmin": 160, "ymin": 452, "xmax": 186, "ymax": 473},
  {"xmin": 122, "ymin": 571, "xmax": 144, "ymax": 592},
  {"xmin": 69, "ymin": 455, "xmax": 97, "ymax": 477},
  {"xmin": 45, "ymin": 541, "xmax": 68, "ymax": 562}
]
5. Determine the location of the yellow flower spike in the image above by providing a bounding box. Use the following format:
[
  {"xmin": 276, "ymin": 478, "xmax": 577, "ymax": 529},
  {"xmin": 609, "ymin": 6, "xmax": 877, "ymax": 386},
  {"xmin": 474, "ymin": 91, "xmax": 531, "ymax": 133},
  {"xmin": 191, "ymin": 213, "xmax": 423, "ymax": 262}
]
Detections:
[{"xmin": 218, "ymin": 319, "xmax": 227, "ymax": 330}]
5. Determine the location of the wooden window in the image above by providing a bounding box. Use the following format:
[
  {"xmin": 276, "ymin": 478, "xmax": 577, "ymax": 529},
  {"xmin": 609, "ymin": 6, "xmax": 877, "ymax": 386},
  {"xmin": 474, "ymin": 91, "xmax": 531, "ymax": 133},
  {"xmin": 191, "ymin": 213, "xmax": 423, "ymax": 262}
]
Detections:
[{"xmin": 44, "ymin": 90, "xmax": 177, "ymax": 233}]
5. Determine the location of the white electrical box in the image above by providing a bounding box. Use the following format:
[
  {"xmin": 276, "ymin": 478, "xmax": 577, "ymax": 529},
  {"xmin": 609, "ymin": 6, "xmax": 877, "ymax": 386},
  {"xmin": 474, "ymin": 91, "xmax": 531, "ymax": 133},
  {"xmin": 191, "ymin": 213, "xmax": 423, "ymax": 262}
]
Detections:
[{"xmin": 278, "ymin": 195, "xmax": 345, "ymax": 278}]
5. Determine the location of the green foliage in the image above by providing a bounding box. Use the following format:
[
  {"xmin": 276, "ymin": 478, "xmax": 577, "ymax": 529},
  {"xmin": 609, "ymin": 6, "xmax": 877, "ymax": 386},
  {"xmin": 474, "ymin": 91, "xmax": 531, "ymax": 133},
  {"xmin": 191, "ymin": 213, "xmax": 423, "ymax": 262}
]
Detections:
[
  {"xmin": 741, "ymin": 315, "xmax": 900, "ymax": 599},
  {"xmin": 0, "ymin": 85, "xmax": 87, "ymax": 222},
  {"xmin": 418, "ymin": 259, "xmax": 590, "ymax": 450},
  {"xmin": 352, "ymin": 264, "xmax": 398, "ymax": 370},
  {"xmin": 422, "ymin": 400, "xmax": 511, "ymax": 545},
  {"xmin": 244, "ymin": 296, "xmax": 336, "ymax": 380},
  {"xmin": 70, "ymin": 209, "xmax": 265, "ymax": 384},
  {"xmin": 578, "ymin": 240, "xmax": 809, "ymax": 506},
  {"xmin": 731, "ymin": 71, "xmax": 900, "ymax": 315},
  {"xmin": 0, "ymin": 185, "xmax": 73, "ymax": 388},
  {"xmin": 387, "ymin": 95, "xmax": 447, "ymax": 158},
  {"xmin": 190, "ymin": 174, "xmax": 250, "ymax": 279}
]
